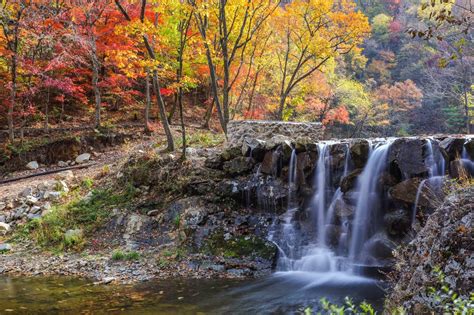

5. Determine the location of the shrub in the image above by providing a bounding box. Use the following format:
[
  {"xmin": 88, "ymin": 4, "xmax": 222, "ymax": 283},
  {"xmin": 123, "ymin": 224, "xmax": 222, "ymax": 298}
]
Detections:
[
  {"xmin": 22, "ymin": 186, "xmax": 136, "ymax": 251},
  {"xmin": 112, "ymin": 250, "xmax": 140, "ymax": 261}
]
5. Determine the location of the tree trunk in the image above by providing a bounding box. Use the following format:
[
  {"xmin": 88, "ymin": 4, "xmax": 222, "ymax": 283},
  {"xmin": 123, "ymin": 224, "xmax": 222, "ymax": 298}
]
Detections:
[
  {"xmin": 91, "ymin": 47, "xmax": 101, "ymax": 128},
  {"xmin": 203, "ymin": 44, "xmax": 227, "ymax": 134},
  {"xmin": 144, "ymin": 70, "xmax": 151, "ymax": 132},
  {"xmin": 463, "ymin": 88, "xmax": 472, "ymax": 134},
  {"xmin": 247, "ymin": 69, "xmax": 260, "ymax": 115},
  {"xmin": 44, "ymin": 87, "xmax": 50, "ymax": 133},
  {"xmin": 202, "ymin": 97, "xmax": 215, "ymax": 129},
  {"xmin": 178, "ymin": 87, "xmax": 186, "ymax": 159},
  {"xmin": 8, "ymin": 53, "xmax": 17, "ymax": 141},
  {"xmin": 278, "ymin": 93, "xmax": 288, "ymax": 120},
  {"xmin": 168, "ymin": 93, "xmax": 178, "ymax": 125},
  {"xmin": 151, "ymin": 69, "xmax": 175, "ymax": 151}
]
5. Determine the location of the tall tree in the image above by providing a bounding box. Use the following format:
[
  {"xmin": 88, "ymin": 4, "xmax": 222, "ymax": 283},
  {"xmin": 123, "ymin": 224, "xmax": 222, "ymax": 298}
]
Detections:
[
  {"xmin": 271, "ymin": 0, "xmax": 370, "ymax": 120},
  {"xmin": 115, "ymin": 0, "xmax": 175, "ymax": 151}
]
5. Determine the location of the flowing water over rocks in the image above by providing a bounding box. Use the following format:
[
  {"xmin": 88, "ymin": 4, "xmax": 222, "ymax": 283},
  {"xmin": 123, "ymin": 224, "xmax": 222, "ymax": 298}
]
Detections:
[
  {"xmin": 233, "ymin": 135, "xmax": 474, "ymax": 281},
  {"xmin": 1, "ymin": 133, "xmax": 473, "ymax": 312}
]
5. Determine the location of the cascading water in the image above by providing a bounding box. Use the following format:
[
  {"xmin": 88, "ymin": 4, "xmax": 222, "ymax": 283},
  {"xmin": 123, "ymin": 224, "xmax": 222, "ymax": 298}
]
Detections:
[
  {"xmin": 313, "ymin": 143, "xmax": 331, "ymax": 246},
  {"xmin": 425, "ymin": 138, "xmax": 445, "ymax": 177},
  {"xmin": 461, "ymin": 140, "xmax": 474, "ymax": 175},
  {"xmin": 412, "ymin": 139, "xmax": 447, "ymax": 226},
  {"xmin": 269, "ymin": 148, "xmax": 299, "ymax": 270},
  {"xmin": 271, "ymin": 140, "xmax": 394, "ymax": 276},
  {"xmin": 349, "ymin": 142, "xmax": 391, "ymax": 265}
]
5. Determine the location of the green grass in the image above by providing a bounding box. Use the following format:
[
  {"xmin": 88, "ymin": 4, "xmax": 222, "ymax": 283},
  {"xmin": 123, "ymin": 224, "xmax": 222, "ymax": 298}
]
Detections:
[
  {"xmin": 111, "ymin": 250, "xmax": 140, "ymax": 261},
  {"xmin": 21, "ymin": 185, "xmax": 137, "ymax": 251}
]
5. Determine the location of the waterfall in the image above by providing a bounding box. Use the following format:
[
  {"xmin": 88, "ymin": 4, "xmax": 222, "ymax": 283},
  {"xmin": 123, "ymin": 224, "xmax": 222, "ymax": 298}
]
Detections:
[
  {"xmin": 426, "ymin": 139, "xmax": 445, "ymax": 177},
  {"xmin": 268, "ymin": 148, "xmax": 299, "ymax": 270},
  {"xmin": 412, "ymin": 176, "xmax": 445, "ymax": 225},
  {"xmin": 288, "ymin": 149, "xmax": 298, "ymax": 208},
  {"xmin": 461, "ymin": 141, "xmax": 474, "ymax": 175},
  {"xmin": 412, "ymin": 179, "xmax": 427, "ymax": 225},
  {"xmin": 349, "ymin": 142, "xmax": 391, "ymax": 263},
  {"xmin": 313, "ymin": 143, "xmax": 331, "ymax": 245},
  {"xmin": 412, "ymin": 139, "xmax": 447, "ymax": 226}
]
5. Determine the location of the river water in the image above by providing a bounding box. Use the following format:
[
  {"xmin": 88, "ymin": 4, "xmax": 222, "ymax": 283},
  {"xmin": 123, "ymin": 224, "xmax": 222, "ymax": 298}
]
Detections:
[{"xmin": 0, "ymin": 273, "xmax": 385, "ymax": 314}]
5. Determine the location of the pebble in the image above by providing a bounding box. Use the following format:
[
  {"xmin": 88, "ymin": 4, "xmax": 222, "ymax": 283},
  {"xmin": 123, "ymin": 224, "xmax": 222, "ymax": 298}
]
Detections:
[
  {"xmin": 75, "ymin": 153, "xmax": 91, "ymax": 164},
  {"xmin": 0, "ymin": 243, "xmax": 12, "ymax": 251},
  {"xmin": 26, "ymin": 161, "xmax": 39, "ymax": 170}
]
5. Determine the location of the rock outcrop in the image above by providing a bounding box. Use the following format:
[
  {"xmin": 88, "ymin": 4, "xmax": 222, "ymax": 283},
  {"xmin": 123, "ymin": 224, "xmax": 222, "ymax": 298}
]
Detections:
[{"xmin": 387, "ymin": 187, "xmax": 473, "ymax": 313}]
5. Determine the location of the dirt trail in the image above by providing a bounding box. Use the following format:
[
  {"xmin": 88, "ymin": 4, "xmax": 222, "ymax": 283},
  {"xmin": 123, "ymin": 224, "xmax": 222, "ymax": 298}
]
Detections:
[{"xmin": 0, "ymin": 141, "xmax": 151, "ymax": 200}]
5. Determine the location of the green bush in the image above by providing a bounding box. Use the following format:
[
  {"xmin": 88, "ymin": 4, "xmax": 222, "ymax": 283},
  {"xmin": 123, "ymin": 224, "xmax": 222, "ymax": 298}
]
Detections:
[
  {"xmin": 112, "ymin": 250, "xmax": 140, "ymax": 261},
  {"xmin": 22, "ymin": 186, "xmax": 137, "ymax": 250}
]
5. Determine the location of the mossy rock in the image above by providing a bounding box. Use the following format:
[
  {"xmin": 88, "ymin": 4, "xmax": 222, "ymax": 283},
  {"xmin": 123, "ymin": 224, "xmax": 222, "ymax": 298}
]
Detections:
[{"xmin": 202, "ymin": 231, "xmax": 276, "ymax": 260}]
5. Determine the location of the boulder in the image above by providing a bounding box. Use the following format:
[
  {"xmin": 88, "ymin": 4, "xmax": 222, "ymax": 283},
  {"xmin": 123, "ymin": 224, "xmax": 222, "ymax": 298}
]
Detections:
[
  {"xmin": 378, "ymin": 172, "xmax": 399, "ymax": 188},
  {"xmin": 264, "ymin": 135, "xmax": 293, "ymax": 150},
  {"xmin": 464, "ymin": 139, "xmax": 474, "ymax": 159},
  {"xmin": 25, "ymin": 195, "xmax": 39, "ymax": 205},
  {"xmin": 340, "ymin": 169, "xmax": 362, "ymax": 193},
  {"xmin": 261, "ymin": 151, "xmax": 281, "ymax": 175},
  {"xmin": 449, "ymin": 159, "xmax": 471, "ymax": 178},
  {"xmin": 439, "ymin": 137, "xmax": 465, "ymax": 161},
  {"xmin": 56, "ymin": 170, "xmax": 74, "ymax": 181},
  {"xmin": 363, "ymin": 232, "xmax": 396, "ymax": 261},
  {"xmin": 294, "ymin": 136, "xmax": 315, "ymax": 153},
  {"xmin": 329, "ymin": 143, "xmax": 349, "ymax": 170},
  {"xmin": 390, "ymin": 177, "xmax": 444, "ymax": 209},
  {"xmin": 350, "ymin": 140, "xmax": 370, "ymax": 168},
  {"xmin": 75, "ymin": 153, "xmax": 91, "ymax": 164},
  {"xmin": 221, "ymin": 146, "xmax": 241, "ymax": 162},
  {"xmin": 241, "ymin": 139, "xmax": 266, "ymax": 162},
  {"xmin": 296, "ymin": 151, "xmax": 317, "ymax": 183},
  {"xmin": 204, "ymin": 154, "xmax": 223, "ymax": 170},
  {"xmin": 384, "ymin": 209, "xmax": 411, "ymax": 236},
  {"xmin": 389, "ymin": 178, "xmax": 423, "ymax": 206},
  {"xmin": 26, "ymin": 161, "xmax": 39, "ymax": 170},
  {"xmin": 389, "ymin": 138, "xmax": 427, "ymax": 178},
  {"xmin": 44, "ymin": 191, "xmax": 61, "ymax": 200},
  {"xmin": 223, "ymin": 157, "xmax": 255, "ymax": 175},
  {"xmin": 183, "ymin": 206, "xmax": 208, "ymax": 227}
]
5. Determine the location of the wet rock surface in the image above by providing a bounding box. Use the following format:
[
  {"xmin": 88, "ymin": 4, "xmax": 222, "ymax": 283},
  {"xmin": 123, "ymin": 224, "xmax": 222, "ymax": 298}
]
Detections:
[{"xmin": 387, "ymin": 187, "xmax": 473, "ymax": 313}]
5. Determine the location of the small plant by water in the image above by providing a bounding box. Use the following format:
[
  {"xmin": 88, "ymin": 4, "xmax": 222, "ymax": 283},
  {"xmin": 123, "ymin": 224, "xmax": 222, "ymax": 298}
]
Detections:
[{"xmin": 112, "ymin": 250, "xmax": 140, "ymax": 261}]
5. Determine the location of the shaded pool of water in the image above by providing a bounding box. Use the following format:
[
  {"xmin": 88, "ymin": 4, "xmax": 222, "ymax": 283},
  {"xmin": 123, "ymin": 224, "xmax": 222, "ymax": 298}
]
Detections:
[{"xmin": 0, "ymin": 272, "xmax": 386, "ymax": 314}]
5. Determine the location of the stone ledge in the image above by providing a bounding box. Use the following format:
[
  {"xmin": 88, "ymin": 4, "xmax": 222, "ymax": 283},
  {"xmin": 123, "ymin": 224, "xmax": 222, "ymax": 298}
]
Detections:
[{"xmin": 227, "ymin": 120, "xmax": 323, "ymax": 147}]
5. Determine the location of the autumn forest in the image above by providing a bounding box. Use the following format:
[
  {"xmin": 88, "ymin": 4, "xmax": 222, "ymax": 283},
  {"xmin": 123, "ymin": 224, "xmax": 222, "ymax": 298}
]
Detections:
[{"xmin": 0, "ymin": 0, "xmax": 472, "ymax": 145}]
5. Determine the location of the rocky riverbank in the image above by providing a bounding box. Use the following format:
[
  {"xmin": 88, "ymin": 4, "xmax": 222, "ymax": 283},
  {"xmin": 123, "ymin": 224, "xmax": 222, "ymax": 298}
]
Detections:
[
  {"xmin": 387, "ymin": 186, "xmax": 473, "ymax": 313},
  {"xmin": 1, "ymin": 134, "xmax": 473, "ymax": 290}
]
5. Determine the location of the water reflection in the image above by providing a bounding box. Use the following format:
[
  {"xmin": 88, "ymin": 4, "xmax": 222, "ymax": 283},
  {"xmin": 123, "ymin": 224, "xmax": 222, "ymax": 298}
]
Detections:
[{"xmin": 0, "ymin": 274, "xmax": 386, "ymax": 314}]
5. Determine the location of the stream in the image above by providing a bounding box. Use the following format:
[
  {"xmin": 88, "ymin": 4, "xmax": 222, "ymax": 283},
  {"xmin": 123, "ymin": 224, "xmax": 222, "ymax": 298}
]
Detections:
[{"xmin": 0, "ymin": 274, "xmax": 385, "ymax": 314}]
